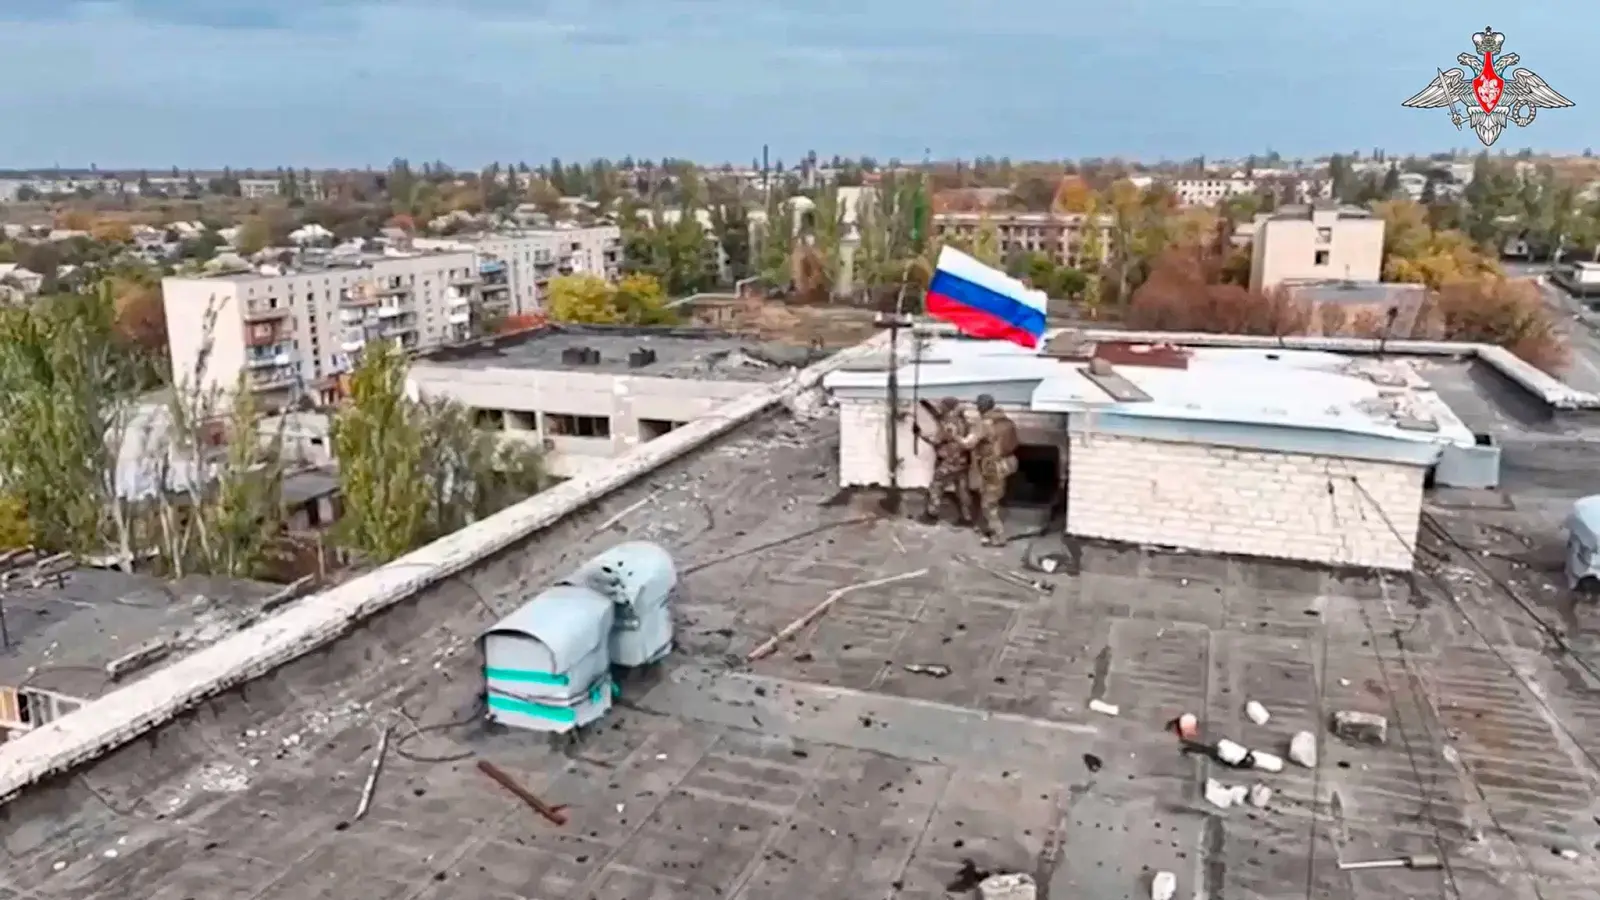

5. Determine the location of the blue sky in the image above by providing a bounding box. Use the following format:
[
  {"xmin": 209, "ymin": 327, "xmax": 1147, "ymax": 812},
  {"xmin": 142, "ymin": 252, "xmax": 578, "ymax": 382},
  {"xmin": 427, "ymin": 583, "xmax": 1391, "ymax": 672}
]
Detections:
[{"xmin": 0, "ymin": 2, "xmax": 1592, "ymax": 169}]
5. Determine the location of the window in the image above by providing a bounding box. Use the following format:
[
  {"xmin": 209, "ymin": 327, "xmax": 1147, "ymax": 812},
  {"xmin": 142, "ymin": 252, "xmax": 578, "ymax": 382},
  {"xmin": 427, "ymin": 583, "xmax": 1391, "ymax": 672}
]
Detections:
[
  {"xmin": 639, "ymin": 418, "xmax": 686, "ymax": 441},
  {"xmin": 1316, "ymin": 227, "xmax": 1333, "ymax": 244},
  {"xmin": 1314, "ymin": 250, "xmax": 1331, "ymax": 266},
  {"xmin": 546, "ymin": 414, "xmax": 611, "ymax": 438}
]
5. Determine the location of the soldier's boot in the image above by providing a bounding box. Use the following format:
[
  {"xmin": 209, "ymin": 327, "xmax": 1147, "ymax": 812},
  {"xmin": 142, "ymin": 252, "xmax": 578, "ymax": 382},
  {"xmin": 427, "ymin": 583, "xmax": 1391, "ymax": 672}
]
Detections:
[{"xmin": 981, "ymin": 502, "xmax": 1006, "ymax": 545}]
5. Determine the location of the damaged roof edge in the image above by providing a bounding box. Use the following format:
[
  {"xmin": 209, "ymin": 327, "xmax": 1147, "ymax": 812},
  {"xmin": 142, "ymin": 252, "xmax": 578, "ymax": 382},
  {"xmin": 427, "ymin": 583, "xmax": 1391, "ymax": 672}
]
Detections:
[
  {"xmin": 0, "ymin": 330, "xmax": 892, "ymax": 806},
  {"xmin": 1068, "ymin": 329, "xmax": 1598, "ymax": 411}
]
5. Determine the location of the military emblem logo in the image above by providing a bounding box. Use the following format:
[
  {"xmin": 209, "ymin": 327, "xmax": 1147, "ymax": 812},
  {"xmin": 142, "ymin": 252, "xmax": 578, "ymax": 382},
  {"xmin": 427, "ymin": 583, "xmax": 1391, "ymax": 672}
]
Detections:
[{"xmin": 1402, "ymin": 27, "xmax": 1573, "ymax": 147}]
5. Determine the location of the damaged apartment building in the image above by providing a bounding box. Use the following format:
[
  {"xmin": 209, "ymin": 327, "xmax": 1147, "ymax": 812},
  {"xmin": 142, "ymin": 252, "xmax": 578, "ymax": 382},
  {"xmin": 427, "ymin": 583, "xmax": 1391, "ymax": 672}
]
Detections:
[{"xmin": 822, "ymin": 329, "xmax": 1541, "ymax": 572}]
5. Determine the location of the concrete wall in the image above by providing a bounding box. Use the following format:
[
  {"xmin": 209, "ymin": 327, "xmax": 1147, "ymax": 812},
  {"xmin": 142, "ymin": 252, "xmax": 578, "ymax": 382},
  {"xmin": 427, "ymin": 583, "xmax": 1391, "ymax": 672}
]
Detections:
[
  {"xmin": 160, "ymin": 278, "xmax": 248, "ymax": 402},
  {"xmin": 1066, "ymin": 432, "xmax": 1424, "ymax": 570},
  {"xmin": 1251, "ymin": 211, "xmax": 1384, "ymax": 292},
  {"xmin": 407, "ymin": 364, "xmax": 758, "ymax": 479}
]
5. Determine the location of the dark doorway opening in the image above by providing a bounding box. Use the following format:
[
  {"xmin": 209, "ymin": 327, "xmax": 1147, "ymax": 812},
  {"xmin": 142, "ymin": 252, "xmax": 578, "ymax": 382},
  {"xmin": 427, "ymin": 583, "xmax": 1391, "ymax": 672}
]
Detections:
[{"xmin": 1008, "ymin": 444, "xmax": 1061, "ymax": 507}]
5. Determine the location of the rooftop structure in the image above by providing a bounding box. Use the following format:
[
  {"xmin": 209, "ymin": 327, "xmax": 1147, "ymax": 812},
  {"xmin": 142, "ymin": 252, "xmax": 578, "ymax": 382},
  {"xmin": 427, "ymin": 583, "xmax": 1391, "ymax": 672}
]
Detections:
[
  {"xmin": 6, "ymin": 325, "xmax": 1600, "ymax": 900},
  {"xmin": 407, "ymin": 325, "xmax": 832, "ymax": 479},
  {"xmin": 824, "ymin": 329, "xmax": 1591, "ymax": 572}
]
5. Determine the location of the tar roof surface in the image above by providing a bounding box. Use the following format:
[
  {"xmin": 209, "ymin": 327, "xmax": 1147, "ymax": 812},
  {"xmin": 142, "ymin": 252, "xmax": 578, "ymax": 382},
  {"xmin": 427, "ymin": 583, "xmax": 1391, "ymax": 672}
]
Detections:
[
  {"xmin": 415, "ymin": 325, "xmax": 829, "ymax": 381},
  {"xmin": 8, "ymin": 374, "xmax": 1600, "ymax": 900},
  {"xmin": 0, "ymin": 569, "xmax": 281, "ymax": 701}
]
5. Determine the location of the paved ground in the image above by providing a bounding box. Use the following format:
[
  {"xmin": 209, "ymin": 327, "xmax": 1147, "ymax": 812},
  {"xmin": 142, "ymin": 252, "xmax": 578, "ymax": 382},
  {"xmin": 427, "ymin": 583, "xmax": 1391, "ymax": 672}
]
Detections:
[{"xmin": 7, "ymin": 376, "xmax": 1600, "ymax": 900}]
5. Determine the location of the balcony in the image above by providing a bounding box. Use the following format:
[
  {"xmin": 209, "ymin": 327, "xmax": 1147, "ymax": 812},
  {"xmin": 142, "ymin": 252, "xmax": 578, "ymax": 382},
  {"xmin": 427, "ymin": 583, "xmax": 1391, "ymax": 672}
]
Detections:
[
  {"xmin": 243, "ymin": 301, "xmax": 291, "ymax": 322},
  {"xmin": 445, "ymin": 289, "xmax": 471, "ymax": 307},
  {"xmin": 449, "ymin": 272, "xmax": 480, "ymax": 287},
  {"xmin": 447, "ymin": 309, "xmax": 470, "ymax": 325},
  {"xmin": 340, "ymin": 331, "xmax": 366, "ymax": 353},
  {"xmin": 376, "ymin": 304, "xmax": 404, "ymax": 318},
  {"xmin": 248, "ymin": 367, "xmax": 297, "ymax": 391},
  {"xmin": 245, "ymin": 346, "xmax": 295, "ymax": 369},
  {"xmin": 245, "ymin": 324, "xmax": 286, "ymax": 347},
  {"xmin": 480, "ymin": 260, "xmax": 507, "ymax": 276},
  {"xmin": 338, "ymin": 308, "xmax": 368, "ymax": 325}
]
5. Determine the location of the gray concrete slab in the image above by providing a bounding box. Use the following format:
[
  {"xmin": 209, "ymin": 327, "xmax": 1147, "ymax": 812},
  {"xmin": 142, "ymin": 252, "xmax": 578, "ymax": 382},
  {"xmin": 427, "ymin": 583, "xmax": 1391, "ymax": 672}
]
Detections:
[{"xmin": 6, "ymin": 404, "xmax": 1600, "ymax": 900}]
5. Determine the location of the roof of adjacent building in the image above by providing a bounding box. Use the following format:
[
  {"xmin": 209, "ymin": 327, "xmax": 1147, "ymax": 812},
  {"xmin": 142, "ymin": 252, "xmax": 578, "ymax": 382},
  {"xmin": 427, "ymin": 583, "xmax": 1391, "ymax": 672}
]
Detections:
[
  {"xmin": 1282, "ymin": 279, "xmax": 1427, "ymax": 306},
  {"xmin": 7, "ymin": 330, "xmax": 1600, "ymax": 900},
  {"xmin": 412, "ymin": 323, "xmax": 832, "ymax": 381},
  {"xmin": 0, "ymin": 565, "xmax": 283, "ymax": 700}
]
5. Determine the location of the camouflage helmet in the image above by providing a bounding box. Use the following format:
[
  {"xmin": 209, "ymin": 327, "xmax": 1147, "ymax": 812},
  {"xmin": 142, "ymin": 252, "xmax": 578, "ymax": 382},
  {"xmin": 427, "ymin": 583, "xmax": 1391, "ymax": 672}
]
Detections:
[
  {"xmin": 936, "ymin": 396, "xmax": 959, "ymax": 413},
  {"xmin": 975, "ymin": 394, "xmax": 996, "ymax": 413}
]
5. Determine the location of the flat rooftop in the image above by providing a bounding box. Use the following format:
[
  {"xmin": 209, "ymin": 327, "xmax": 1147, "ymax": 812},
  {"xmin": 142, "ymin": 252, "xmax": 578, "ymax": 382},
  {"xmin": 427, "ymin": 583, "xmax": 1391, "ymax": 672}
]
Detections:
[
  {"xmin": 0, "ymin": 566, "xmax": 281, "ymax": 701},
  {"xmin": 10, "ymin": 361, "xmax": 1600, "ymax": 900},
  {"xmin": 1282, "ymin": 280, "xmax": 1427, "ymax": 306},
  {"xmin": 414, "ymin": 324, "xmax": 832, "ymax": 381}
]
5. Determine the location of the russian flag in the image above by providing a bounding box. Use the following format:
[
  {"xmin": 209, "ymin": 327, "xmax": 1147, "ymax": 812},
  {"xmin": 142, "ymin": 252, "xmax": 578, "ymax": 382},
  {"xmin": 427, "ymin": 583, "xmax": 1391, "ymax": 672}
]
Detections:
[{"xmin": 925, "ymin": 246, "xmax": 1048, "ymax": 349}]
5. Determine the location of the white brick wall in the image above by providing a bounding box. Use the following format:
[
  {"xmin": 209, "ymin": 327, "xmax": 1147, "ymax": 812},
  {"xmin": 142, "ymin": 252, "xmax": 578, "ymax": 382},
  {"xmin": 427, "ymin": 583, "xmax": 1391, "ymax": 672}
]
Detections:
[
  {"xmin": 838, "ymin": 399, "xmax": 935, "ymax": 488},
  {"xmin": 1067, "ymin": 433, "xmax": 1425, "ymax": 570}
]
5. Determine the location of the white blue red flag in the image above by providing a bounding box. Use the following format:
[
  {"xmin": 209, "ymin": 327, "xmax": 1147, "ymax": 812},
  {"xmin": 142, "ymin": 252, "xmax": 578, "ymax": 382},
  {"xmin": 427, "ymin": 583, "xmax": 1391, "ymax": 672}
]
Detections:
[{"xmin": 925, "ymin": 246, "xmax": 1048, "ymax": 349}]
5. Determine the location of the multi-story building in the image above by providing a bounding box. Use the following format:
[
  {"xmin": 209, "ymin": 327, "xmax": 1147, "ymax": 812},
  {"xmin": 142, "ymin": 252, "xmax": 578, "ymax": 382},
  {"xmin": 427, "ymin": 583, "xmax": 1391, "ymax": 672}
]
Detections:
[
  {"xmin": 1169, "ymin": 178, "xmax": 1255, "ymax": 207},
  {"xmin": 932, "ymin": 212, "xmax": 1111, "ymax": 268},
  {"xmin": 414, "ymin": 225, "xmax": 622, "ymax": 314},
  {"xmin": 1249, "ymin": 205, "xmax": 1385, "ymax": 292},
  {"xmin": 161, "ymin": 251, "xmax": 485, "ymax": 409}
]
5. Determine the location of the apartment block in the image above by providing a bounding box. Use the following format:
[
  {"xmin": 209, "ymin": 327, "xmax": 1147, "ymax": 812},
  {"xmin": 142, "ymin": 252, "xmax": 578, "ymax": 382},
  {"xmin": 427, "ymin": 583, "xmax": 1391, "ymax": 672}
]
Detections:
[
  {"xmin": 1249, "ymin": 205, "xmax": 1385, "ymax": 293},
  {"xmin": 161, "ymin": 251, "xmax": 483, "ymax": 409},
  {"xmin": 415, "ymin": 226, "xmax": 622, "ymax": 315},
  {"xmin": 932, "ymin": 212, "xmax": 1111, "ymax": 268}
]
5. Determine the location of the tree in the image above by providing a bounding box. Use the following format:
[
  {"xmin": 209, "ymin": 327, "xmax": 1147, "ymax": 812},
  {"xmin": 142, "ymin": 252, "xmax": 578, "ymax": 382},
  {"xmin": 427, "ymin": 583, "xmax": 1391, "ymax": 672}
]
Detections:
[
  {"xmin": 1375, "ymin": 199, "xmax": 1501, "ymax": 289},
  {"xmin": 1424, "ymin": 276, "xmax": 1568, "ymax": 374},
  {"xmin": 0, "ymin": 289, "xmax": 137, "ymax": 557},
  {"xmin": 332, "ymin": 341, "xmax": 546, "ymax": 563},
  {"xmin": 0, "ymin": 492, "xmax": 30, "ymax": 549},
  {"xmin": 1052, "ymin": 176, "xmax": 1095, "ymax": 214},
  {"xmin": 234, "ymin": 217, "xmax": 273, "ymax": 255},
  {"xmin": 547, "ymin": 273, "xmax": 676, "ymax": 325},
  {"xmin": 1077, "ymin": 196, "xmax": 1106, "ymax": 314},
  {"xmin": 1126, "ymin": 243, "xmax": 1309, "ymax": 335},
  {"xmin": 331, "ymin": 341, "xmax": 430, "ymax": 562}
]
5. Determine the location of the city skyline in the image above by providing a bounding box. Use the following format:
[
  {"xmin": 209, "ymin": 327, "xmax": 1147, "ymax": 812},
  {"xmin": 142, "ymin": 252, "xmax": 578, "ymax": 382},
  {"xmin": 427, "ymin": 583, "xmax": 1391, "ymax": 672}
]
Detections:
[{"xmin": 0, "ymin": 2, "xmax": 1592, "ymax": 168}]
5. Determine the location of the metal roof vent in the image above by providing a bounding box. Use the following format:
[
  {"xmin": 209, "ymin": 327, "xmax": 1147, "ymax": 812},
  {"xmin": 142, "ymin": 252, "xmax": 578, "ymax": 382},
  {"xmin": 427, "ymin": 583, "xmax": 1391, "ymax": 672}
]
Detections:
[
  {"xmin": 560, "ymin": 346, "xmax": 601, "ymax": 366},
  {"xmin": 628, "ymin": 347, "xmax": 658, "ymax": 368}
]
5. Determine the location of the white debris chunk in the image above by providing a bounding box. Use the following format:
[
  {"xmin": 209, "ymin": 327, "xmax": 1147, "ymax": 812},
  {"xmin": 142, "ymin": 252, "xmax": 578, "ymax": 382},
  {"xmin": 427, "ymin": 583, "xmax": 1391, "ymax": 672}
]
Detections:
[
  {"xmin": 1150, "ymin": 870, "xmax": 1177, "ymax": 900},
  {"xmin": 1204, "ymin": 778, "xmax": 1243, "ymax": 809},
  {"xmin": 979, "ymin": 872, "xmax": 1037, "ymax": 900},
  {"xmin": 1248, "ymin": 784, "xmax": 1273, "ymax": 808},
  {"xmin": 1088, "ymin": 699, "xmax": 1119, "ymax": 716},
  {"xmin": 1251, "ymin": 751, "xmax": 1285, "ymax": 773},
  {"xmin": 1289, "ymin": 730, "xmax": 1318, "ymax": 768},
  {"xmin": 1245, "ymin": 700, "xmax": 1270, "ymax": 725},
  {"xmin": 1215, "ymin": 739, "xmax": 1249, "ymax": 766}
]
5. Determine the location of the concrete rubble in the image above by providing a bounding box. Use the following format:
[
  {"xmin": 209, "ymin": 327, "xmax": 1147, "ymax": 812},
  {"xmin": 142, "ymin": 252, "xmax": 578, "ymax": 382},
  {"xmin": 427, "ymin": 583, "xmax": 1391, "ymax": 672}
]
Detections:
[{"xmin": 1332, "ymin": 710, "xmax": 1389, "ymax": 745}]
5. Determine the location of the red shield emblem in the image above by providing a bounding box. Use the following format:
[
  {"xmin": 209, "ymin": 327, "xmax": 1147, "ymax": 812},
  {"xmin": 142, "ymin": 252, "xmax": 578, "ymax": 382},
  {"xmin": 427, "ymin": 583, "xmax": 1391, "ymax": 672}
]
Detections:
[{"xmin": 1473, "ymin": 59, "xmax": 1503, "ymax": 113}]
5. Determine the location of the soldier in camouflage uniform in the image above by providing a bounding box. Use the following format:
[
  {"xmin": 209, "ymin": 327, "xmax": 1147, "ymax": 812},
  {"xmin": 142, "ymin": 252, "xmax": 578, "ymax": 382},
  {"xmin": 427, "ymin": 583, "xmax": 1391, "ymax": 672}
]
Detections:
[
  {"xmin": 921, "ymin": 396, "xmax": 973, "ymax": 524},
  {"xmin": 960, "ymin": 394, "xmax": 1016, "ymax": 546}
]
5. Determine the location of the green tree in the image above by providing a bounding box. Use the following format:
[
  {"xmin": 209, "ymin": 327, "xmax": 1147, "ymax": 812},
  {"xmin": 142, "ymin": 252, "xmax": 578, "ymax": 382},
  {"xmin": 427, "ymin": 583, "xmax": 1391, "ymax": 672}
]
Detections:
[
  {"xmin": 547, "ymin": 273, "xmax": 677, "ymax": 325},
  {"xmin": 0, "ymin": 290, "xmax": 133, "ymax": 556},
  {"xmin": 548, "ymin": 274, "xmax": 622, "ymax": 324},
  {"xmin": 332, "ymin": 342, "xmax": 547, "ymax": 563},
  {"xmin": 331, "ymin": 341, "xmax": 430, "ymax": 562},
  {"xmin": 234, "ymin": 217, "xmax": 273, "ymax": 255}
]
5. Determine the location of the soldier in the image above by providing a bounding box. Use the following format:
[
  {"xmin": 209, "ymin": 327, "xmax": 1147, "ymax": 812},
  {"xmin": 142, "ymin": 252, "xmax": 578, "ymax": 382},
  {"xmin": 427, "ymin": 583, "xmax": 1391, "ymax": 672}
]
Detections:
[
  {"xmin": 960, "ymin": 394, "xmax": 1019, "ymax": 545},
  {"xmin": 922, "ymin": 396, "xmax": 973, "ymax": 524}
]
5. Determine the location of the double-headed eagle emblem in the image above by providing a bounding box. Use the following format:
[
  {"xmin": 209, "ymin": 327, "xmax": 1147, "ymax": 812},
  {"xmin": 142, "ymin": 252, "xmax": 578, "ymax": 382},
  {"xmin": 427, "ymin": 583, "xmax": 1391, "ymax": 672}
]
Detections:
[{"xmin": 1402, "ymin": 27, "xmax": 1573, "ymax": 146}]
